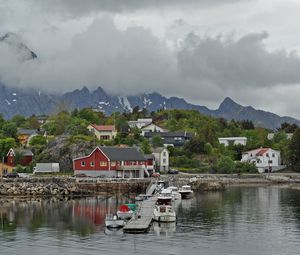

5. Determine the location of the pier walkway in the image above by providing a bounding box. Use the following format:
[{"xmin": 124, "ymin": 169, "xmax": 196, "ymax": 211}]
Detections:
[{"xmin": 123, "ymin": 196, "xmax": 158, "ymax": 233}]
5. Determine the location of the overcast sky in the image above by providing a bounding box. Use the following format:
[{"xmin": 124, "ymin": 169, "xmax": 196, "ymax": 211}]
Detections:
[{"xmin": 0, "ymin": 0, "xmax": 300, "ymax": 119}]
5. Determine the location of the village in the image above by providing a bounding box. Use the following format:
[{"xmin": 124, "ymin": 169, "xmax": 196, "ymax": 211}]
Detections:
[{"xmin": 0, "ymin": 111, "xmax": 298, "ymax": 180}]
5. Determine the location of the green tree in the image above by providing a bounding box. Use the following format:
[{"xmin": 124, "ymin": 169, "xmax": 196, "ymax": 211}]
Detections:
[
  {"xmin": 29, "ymin": 135, "xmax": 47, "ymax": 146},
  {"xmin": 215, "ymin": 156, "xmax": 235, "ymax": 174},
  {"xmin": 2, "ymin": 122, "xmax": 17, "ymax": 138},
  {"xmin": 11, "ymin": 114, "xmax": 27, "ymax": 127},
  {"xmin": 288, "ymin": 128, "xmax": 300, "ymax": 170},
  {"xmin": 0, "ymin": 137, "xmax": 16, "ymax": 158},
  {"xmin": 151, "ymin": 134, "xmax": 163, "ymax": 148},
  {"xmin": 141, "ymin": 140, "xmax": 151, "ymax": 154},
  {"xmin": 183, "ymin": 136, "xmax": 206, "ymax": 154}
]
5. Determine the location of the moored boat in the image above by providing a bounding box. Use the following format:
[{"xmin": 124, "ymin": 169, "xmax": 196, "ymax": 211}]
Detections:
[
  {"xmin": 105, "ymin": 214, "xmax": 125, "ymax": 228},
  {"xmin": 157, "ymin": 189, "xmax": 173, "ymax": 205},
  {"xmin": 153, "ymin": 205, "xmax": 176, "ymax": 222},
  {"xmin": 168, "ymin": 186, "xmax": 181, "ymax": 201},
  {"xmin": 178, "ymin": 185, "xmax": 193, "ymax": 199},
  {"xmin": 117, "ymin": 204, "xmax": 134, "ymax": 220}
]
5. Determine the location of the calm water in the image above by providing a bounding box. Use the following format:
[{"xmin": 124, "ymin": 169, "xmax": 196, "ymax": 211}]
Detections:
[{"xmin": 1, "ymin": 186, "xmax": 300, "ymax": 255}]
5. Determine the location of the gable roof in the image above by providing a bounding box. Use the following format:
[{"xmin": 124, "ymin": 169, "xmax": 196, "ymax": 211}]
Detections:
[
  {"xmin": 144, "ymin": 131, "xmax": 194, "ymax": 138},
  {"xmin": 141, "ymin": 122, "xmax": 168, "ymax": 130},
  {"xmin": 152, "ymin": 147, "xmax": 167, "ymax": 153},
  {"xmin": 89, "ymin": 124, "xmax": 116, "ymax": 132},
  {"xmin": 7, "ymin": 148, "xmax": 34, "ymax": 157},
  {"xmin": 17, "ymin": 129, "xmax": 38, "ymax": 136},
  {"xmin": 73, "ymin": 146, "xmax": 146, "ymax": 161},
  {"xmin": 100, "ymin": 147, "xmax": 146, "ymax": 161}
]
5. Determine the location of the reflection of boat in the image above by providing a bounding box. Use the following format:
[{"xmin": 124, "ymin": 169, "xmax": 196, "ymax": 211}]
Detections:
[
  {"xmin": 179, "ymin": 185, "xmax": 193, "ymax": 199},
  {"xmin": 181, "ymin": 198, "xmax": 192, "ymax": 210},
  {"xmin": 117, "ymin": 204, "xmax": 137, "ymax": 220},
  {"xmin": 105, "ymin": 214, "xmax": 125, "ymax": 228},
  {"xmin": 168, "ymin": 186, "xmax": 181, "ymax": 201},
  {"xmin": 153, "ymin": 205, "xmax": 176, "ymax": 222},
  {"xmin": 153, "ymin": 221, "xmax": 176, "ymax": 237},
  {"xmin": 104, "ymin": 227, "xmax": 124, "ymax": 236}
]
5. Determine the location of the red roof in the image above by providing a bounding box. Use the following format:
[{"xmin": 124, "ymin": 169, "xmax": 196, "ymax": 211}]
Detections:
[
  {"xmin": 90, "ymin": 124, "xmax": 116, "ymax": 131},
  {"xmin": 256, "ymin": 148, "xmax": 270, "ymax": 156}
]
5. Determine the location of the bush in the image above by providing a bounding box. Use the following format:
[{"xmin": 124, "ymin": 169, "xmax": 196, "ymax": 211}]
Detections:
[
  {"xmin": 235, "ymin": 162, "xmax": 258, "ymax": 173},
  {"xmin": 214, "ymin": 156, "xmax": 235, "ymax": 174}
]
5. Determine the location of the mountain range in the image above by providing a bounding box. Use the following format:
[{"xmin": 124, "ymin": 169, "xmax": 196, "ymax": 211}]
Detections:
[
  {"xmin": 0, "ymin": 83, "xmax": 299, "ymax": 130},
  {"xmin": 0, "ymin": 32, "xmax": 299, "ymax": 130}
]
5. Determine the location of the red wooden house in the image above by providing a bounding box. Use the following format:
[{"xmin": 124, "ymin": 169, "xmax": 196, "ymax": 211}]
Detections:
[
  {"xmin": 73, "ymin": 147, "xmax": 149, "ymax": 178},
  {"xmin": 6, "ymin": 148, "xmax": 34, "ymax": 167}
]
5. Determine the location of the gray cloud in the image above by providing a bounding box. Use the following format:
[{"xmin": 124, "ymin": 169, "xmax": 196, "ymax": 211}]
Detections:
[
  {"xmin": 28, "ymin": 0, "xmax": 247, "ymax": 16},
  {"xmin": 177, "ymin": 32, "xmax": 300, "ymax": 88},
  {"xmin": 1, "ymin": 16, "xmax": 300, "ymax": 118}
]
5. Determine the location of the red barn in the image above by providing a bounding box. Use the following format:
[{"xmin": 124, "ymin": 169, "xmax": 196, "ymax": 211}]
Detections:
[
  {"xmin": 73, "ymin": 147, "xmax": 147, "ymax": 178},
  {"xmin": 6, "ymin": 148, "xmax": 34, "ymax": 167}
]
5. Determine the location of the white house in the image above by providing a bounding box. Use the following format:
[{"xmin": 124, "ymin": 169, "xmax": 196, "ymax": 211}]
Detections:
[
  {"xmin": 218, "ymin": 137, "xmax": 247, "ymax": 146},
  {"xmin": 141, "ymin": 123, "xmax": 168, "ymax": 136},
  {"xmin": 128, "ymin": 118, "xmax": 152, "ymax": 129},
  {"xmin": 241, "ymin": 148, "xmax": 283, "ymax": 173},
  {"xmin": 152, "ymin": 147, "xmax": 169, "ymax": 172},
  {"xmin": 87, "ymin": 124, "xmax": 117, "ymax": 140}
]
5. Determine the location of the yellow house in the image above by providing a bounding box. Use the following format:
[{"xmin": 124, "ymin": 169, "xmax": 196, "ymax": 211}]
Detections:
[
  {"xmin": 87, "ymin": 124, "xmax": 117, "ymax": 140},
  {"xmin": 0, "ymin": 163, "xmax": 13, "ymax": 176}
]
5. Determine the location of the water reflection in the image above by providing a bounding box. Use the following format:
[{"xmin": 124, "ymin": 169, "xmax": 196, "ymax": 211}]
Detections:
[{"xmin": 1, "ymin": 187, "xmax": 300, "ymax": 255}]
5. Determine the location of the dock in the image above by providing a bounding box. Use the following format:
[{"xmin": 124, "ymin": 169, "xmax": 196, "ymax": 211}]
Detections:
[
  {"xmin": 123, "ymin": 182, "xmax": 159, "ymax": 233},
  {"xmin": 123, "ymin": 196, "xmax": 158, "ymax": 233}
]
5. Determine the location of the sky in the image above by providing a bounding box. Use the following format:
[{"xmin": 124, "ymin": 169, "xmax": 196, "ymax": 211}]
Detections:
[{"xmin": 0, "ymin": 0, "xmax": 300, "ymax": 119}]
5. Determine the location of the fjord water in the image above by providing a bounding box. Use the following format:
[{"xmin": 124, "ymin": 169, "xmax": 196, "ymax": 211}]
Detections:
[{"xmin": 1, "ymin": 186, "xmax": 300, "ymax": 255}]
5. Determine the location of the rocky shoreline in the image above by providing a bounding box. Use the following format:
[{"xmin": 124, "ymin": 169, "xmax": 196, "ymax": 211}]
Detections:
[{"xmin": 1, "ymin": 173, "xmax": 300, "ymax": 198}]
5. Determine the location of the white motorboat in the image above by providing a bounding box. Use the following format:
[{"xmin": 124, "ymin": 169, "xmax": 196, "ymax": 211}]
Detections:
[
  {"xmin": 168, "ymin": 186, "xmax": 181, "ymax": 201},
  {"xmin": 105, "ymin": 214, "xmax": 125, "ymax": 228},
  {"xmin": 178, "ymin": 185, "xmax": 193, "ymax": 199},
  {"xmin": 157, "ymin": 189, "xmax": 173, "ymax": 205},
  {"xmin": 153, "ymin": 205, "xmax": 176, "ymax": 222}
]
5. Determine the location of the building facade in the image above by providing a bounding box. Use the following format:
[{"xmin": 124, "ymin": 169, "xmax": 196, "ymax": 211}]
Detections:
[
  {"xmin": 152, "ymin": 147, "xmax": 169, "ymax": 172},
  {"xmin": 73, "ymin": 147, "xmax": 147, "ymax": 178},
  {"xmin": 241, "ymin": 148, "xmax": 283, "ymax": 173},
  {"xmin": 87, "ymin": 124, "xmax": 117, "ymax": 140},
  {"xmin": 218, "ymin": 137, "xmax": 247, "ymax": 146}
]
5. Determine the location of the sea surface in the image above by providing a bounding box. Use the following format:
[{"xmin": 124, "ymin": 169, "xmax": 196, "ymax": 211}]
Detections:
[{"xmin": 1, "ymin": 186, "xmax": 300, "ymax": 255}]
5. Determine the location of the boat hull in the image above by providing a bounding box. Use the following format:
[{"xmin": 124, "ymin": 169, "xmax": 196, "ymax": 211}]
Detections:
[
  {"xmin": 179, "ymin": 191, "xmax": 193, "ymax": 199},
  {"xmin": 153, "ymin": 214, "xmax": 176, "ymax": 223},
  {"xmin": 117, "ymin": 211, "xmax": 134, "ymax": 220}
]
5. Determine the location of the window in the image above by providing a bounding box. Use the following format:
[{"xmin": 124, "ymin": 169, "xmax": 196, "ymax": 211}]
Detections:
[
  {"xmin": 266, "ymin": 153, "xmax": 269, "ymax": 157},
  {"xmin": 111, "ymin": 161, "xmax": 116, "ymax": 167},
  {"xmin": 163, "ymin": 152, "xmax": 166, "ymax": 156},
  {"xmin": 163, "ymin": 159, "xmax": 166, "ymax": 164},
  {"xmin": 272, "ymin": 153, "xmax": 275, "ymax": 158},
  {"xmin": 100, "ymin": 161, "xmax": 107, "ymax": 166},
  {"xmin": 90, "ymin": 161, "xmax": 94, "ymax": 167},
  {"xmin": 81, "ymin": 161, "xmax": 85, "ymax": 167},
  {"xmin": 268, "ymin": 160, "xmax": 273, "ymax": 164}
]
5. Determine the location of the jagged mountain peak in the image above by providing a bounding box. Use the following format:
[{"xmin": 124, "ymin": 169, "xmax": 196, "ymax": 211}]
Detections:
[{"xmin": 0, "ymin": 84, "xmax": 299, "ymax": 130}]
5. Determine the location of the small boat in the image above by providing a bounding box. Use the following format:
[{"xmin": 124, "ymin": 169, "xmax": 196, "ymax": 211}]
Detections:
[
  {"xmin": 117, "ymin": 204, "xmax": 134, "ymax": 220},
  {"xmin": 178, "ymin": 185, "xmax": 193, "ymax": 199},
  {"xmin": 153, "ymin": 205, "xmax": 176, "ymax": 222},
  {"xmin": 168, "ymin": 186, "xmax": 181, "ymax": 201},
  {"xmin": 157, "ymin": 189, "xmax": 173, "ymax": 205},
  {"xmin": 117, "ymin": 204, "xmax": 137, "ymax": 220},
  {"xmin": 135, "ymin": 194, "xmax": 152, "ymax": 201},
  {"xmin": 105, "ymin": 214, "xmax": 125, "ymax": 228}
]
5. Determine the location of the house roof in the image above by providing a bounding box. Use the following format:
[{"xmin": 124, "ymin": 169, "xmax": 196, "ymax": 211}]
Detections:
[
  {"xmin": 144, "ymin": 131, "xmax": 194, "ymax": 138},
  {"xmin": 144, "ymin": 154, "xmax": 155, "ymax": 160},
  {"xmin": 141, "ymin": 122, "xmax": 167, "ymax": 130},
  {"xmin": 243, "ymin": 148, "xmax": 280, "ymax": 156},
  {"xmin": 7, "ymin": 148, "xmax": 34, "ymax": 157},
  {"xmin": 218, "ymin": 137, "xmax": 247, "ymax": 140},
  {"xmin": 100, "ymin": 147, "xmax": 146, "ymax": 161},
  {"xmin": 89, "ymin": 124, "xmax": 116, "ymax": 132},
  {"xmin": 17, "ymin": 129, "xmax": 38, "ymax": 135},
  {"xmin": 152, "ymin": 147, "xmax": 167, "ymax": 153}
]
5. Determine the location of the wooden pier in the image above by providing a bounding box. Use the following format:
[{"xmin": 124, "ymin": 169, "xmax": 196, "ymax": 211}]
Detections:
[{"xmin": 123, "ymin": 196, "xmax": 158, "ymax": 233}]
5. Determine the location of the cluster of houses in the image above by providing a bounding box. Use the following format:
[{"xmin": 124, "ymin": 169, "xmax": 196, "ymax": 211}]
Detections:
[
  {"xmin": 218, "ymin": 136, "xmax": 284, "ymax": 173},
  {"xmin": 0, "ymin": 115, "xmax": 294, "ymax": 177}
]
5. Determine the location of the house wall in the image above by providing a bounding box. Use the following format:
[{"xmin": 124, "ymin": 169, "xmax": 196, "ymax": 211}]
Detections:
[
  {"xmin": 219, "ymin": 138, "xmax": 247, "ymax": 146},
  {"xmin": 141, "ymin": 124, "xmax": 166, "ymax": 136},
  {"xmin": 153, "ymin": 149, "xmax": 169, "ymax": 171},
  {"xmin": 0, "ymin": 163, "xmax": 13, "ymax": 176},
  {"xmin": 74, "ymin": 148, "xmax": 110, "ymax": 171}
]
